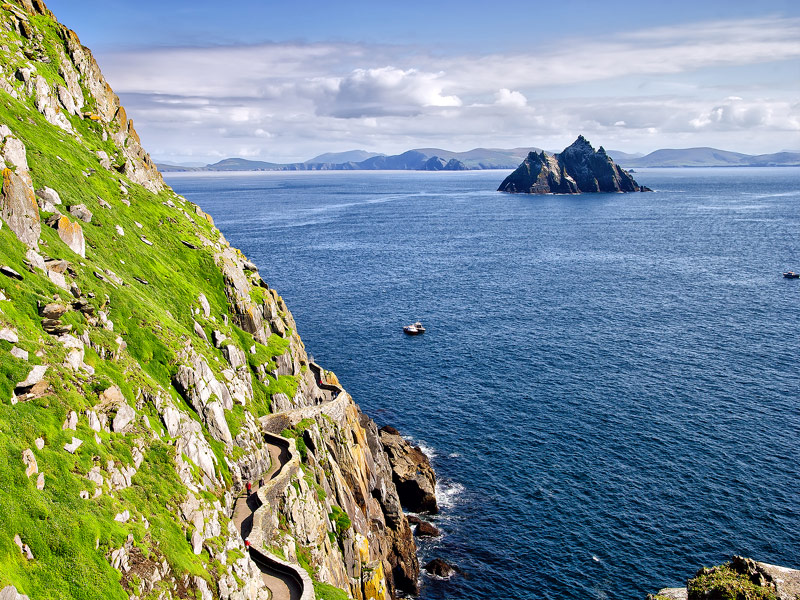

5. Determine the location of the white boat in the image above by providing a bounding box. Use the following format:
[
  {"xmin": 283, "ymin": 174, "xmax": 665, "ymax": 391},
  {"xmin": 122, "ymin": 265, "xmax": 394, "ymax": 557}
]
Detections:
[{"xmin": 403, "ymin": 321, "xmax": 426, "ymax": 335}]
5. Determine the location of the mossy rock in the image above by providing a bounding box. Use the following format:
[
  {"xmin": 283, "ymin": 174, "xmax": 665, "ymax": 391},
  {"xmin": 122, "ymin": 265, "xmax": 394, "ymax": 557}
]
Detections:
[{"xmin": 688, "ymin": 564, "xmax": 778, "ymax": 600}]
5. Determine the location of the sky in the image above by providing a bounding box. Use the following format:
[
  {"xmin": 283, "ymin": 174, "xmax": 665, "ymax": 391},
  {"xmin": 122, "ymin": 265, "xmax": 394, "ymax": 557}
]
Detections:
[{"xmin": 47, "ymin": 0, "xmax": 800, "ymax": 164}]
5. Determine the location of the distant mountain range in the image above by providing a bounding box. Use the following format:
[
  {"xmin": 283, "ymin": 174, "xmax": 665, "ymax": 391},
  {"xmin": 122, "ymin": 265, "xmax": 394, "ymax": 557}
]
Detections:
[{"xmin": 157, "ymin": 146, "xmax": 800, "ymax": 173}]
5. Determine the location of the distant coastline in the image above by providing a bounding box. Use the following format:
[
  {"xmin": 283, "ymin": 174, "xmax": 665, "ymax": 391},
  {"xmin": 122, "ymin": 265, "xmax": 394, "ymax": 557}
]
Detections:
[{"xmin": 158, "ymin": 146, "xmax": 800, "ymax": 173}]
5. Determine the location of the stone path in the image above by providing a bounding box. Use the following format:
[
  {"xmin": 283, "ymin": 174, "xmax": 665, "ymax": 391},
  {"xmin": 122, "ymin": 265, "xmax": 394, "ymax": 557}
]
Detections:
[{"xmin": 233, "ymin": 441, "xmax": 300, "ymax": 600}]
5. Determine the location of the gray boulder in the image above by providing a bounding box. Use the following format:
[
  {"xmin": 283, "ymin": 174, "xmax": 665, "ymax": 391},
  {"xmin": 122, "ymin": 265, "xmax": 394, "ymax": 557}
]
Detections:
[
  {"xmin": 1, "ymin": 168, "xmax": 40, "ymax": 248},
  {"xmin": 68, "ymin": 204, "xmax": 92, "ymax": 223}
]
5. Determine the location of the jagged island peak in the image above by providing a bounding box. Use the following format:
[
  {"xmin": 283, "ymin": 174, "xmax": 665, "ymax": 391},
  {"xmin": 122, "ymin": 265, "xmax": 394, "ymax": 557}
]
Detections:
[{"xmin": 498, "ymin": 135, "xmax": 651, "ymax": 194}]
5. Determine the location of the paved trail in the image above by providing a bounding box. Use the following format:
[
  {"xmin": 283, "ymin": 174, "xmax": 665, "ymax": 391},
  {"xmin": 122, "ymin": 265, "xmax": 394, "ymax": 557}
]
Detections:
[{"xmin": 233, "ymin": 441, "xmax": 301, "ymax": 600}]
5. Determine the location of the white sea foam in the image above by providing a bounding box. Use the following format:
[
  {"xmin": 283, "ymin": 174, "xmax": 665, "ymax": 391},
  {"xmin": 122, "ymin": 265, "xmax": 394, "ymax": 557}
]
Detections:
[
  {"xmin": 436, "ymin": 480, "xmax": 465, "ymax": 509},
  {"xmin": 404, "ymin": 435, "xmax": 436, "ymax": 460}
]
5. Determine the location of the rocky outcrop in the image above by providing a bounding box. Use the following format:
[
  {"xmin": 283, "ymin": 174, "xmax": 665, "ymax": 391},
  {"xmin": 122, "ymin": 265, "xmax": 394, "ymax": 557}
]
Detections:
[
  {"xmin": 649, "ymin": 557, "xmax": 800, "ymax": 600},
  {"xmin": 0, "ymin": 129, "xmax": 39, "ymax": 249},
  {"xmin": 52, "ymin": 214, "xmax": 86, "ymax": 257},
  {"xmin": 379, "ymin": 426, "xmax": 438, "ymax": 514},
  {"xmin": 498, "ymin": 135, "xmax": 650, "ymax": 194}
]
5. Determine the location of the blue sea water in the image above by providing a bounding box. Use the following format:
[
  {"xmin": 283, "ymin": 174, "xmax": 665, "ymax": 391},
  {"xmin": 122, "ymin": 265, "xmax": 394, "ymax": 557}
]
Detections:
[{"xmin": 166, "ymin": 168, "xmax": 800, "ymax": 600}]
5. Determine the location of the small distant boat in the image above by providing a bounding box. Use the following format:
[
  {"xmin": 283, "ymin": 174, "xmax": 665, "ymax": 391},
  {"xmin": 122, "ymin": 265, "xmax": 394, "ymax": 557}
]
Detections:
[
  {"xmin": 403, "ymin": 321, "xmax": 426, "ymax": 335},
  {"xmin": 784, "ymin": 271, "xmax": 800, "ymax": 279}
]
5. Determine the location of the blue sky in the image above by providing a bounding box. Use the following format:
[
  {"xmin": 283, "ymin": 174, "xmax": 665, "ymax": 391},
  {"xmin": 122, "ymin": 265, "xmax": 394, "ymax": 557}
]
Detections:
[{"xmin": 47, "ymin": 0, "xmax": 800, "ymax": 163}]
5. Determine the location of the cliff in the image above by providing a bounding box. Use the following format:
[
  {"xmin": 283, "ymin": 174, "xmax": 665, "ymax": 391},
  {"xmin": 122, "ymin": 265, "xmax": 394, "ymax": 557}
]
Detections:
[
  {"xmin": 498, "ymin": 135, "xmax": 650, "ymax": 194},
  {"xmin": 0, "ymin": 2, "xmax": 426, "ymax": 599}
]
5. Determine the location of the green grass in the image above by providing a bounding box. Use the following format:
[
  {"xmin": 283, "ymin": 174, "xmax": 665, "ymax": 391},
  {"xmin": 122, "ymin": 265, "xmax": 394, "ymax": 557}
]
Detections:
[
  {"xmin": 281, "ymin": 418, "xmax": 315, "ymax": 461},
  {"xmin": 688, "ymin": 564, "xmax": 778, "ymax": 600},
  {"xmin": 313, "ymin": 580, "xmax": 350, "ymax": 600},
  {"xmin": 0, "ymin": 4, "xmax": 324, "ymax": 598}
]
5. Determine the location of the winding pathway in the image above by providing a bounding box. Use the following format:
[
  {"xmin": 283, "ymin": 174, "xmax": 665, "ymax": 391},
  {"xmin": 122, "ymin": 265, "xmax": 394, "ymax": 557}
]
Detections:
[
  {"xmin": 233, "ymin": 440, "xmax": 301, "ymax": 600},
  {"xmin": 230, "ymin": 364, "xmax": 345, "ymax": 600}
]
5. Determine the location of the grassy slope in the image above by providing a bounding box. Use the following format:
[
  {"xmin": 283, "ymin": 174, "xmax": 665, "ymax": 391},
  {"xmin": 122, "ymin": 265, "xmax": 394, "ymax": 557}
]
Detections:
[{"xmin": 0, "ymin": 5, "xmax": 300, "ymax": 598}]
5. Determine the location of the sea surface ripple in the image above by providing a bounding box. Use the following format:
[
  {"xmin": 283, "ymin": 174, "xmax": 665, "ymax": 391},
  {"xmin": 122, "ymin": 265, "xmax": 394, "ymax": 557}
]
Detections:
[{"xmin": 167, "ymin": 167, "xmax": 800, "ymax": 600}]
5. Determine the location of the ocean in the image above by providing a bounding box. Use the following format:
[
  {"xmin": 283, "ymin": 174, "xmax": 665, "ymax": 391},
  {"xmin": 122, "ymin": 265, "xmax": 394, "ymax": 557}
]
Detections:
[{"xmin": 166, "ymin": 167, "xmax": 800, "ymax": 600}]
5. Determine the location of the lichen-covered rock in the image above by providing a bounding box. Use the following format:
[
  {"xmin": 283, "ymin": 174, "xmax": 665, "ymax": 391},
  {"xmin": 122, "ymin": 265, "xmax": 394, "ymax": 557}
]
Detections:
[
  {"xmin": 1, "ymin": 168, "xmax": 40, "ymax": 249},
  {"xmin": 499, "ymin": 135, "xmax": 650, "ymax": 194}
]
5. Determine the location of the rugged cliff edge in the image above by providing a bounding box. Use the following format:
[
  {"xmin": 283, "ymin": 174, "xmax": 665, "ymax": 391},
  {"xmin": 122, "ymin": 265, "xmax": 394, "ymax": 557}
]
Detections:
[
  {"xmin": 498, "ymin": 135, "xmax": 650, "ymax": 194},
  {"xmin": 0, "ymin": 2, "xmax": 427, "ymax": 599}
]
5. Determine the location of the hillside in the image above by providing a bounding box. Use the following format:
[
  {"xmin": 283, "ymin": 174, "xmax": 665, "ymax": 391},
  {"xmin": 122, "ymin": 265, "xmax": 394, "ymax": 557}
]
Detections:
[
  {"xmin": 0, "ymin": 2, "xmax": 430, "ymax": 600},
  {"xmin": 614, "ymin": 147, "xmax": 800, "ymax": 168},
  {"xmin": 157, "ymin": 145, "xmax": 800, "ymax": 174}
]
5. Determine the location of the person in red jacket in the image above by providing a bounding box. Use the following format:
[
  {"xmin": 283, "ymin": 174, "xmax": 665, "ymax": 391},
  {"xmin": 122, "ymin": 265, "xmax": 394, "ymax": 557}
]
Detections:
[{"xmin": 246, "ymin": 481, "xmax": 252, "ymax": 496}]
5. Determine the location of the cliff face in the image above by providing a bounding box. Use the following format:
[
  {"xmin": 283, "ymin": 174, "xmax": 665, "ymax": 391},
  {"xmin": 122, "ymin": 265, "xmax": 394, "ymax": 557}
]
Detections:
[
  {"xmin": 498, "ymin": 135, "xmax": 650, "ymax": 194},
  {"xmin": 0, "ymin": 3, "xmax": 421, "ymax": 599}
]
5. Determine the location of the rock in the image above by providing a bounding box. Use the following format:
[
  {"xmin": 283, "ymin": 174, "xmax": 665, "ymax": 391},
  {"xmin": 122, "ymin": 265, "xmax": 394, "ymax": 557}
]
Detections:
[
  {"xmin": 16, "ymin": 365, "xmax": 47, "ymax": 391},
  {"xmin": 648, "ymin": 588, "xmax": 688, "ymax": 600},
  {"xmin": 193, "ymin": 321, "xmax": 208, "ymax": 342},
  {"xmin": 114, "ymin": 510, "xmax": 130, "ymax": 523},
  {"xmin": 42, "ymin": 318, "xmax": 71, "ymax": 335},
  {"xmin": 0, "ymin": 328, "xmax": 19, "ymax": 343},
  {"xmin": 36, "ymin": 472, "xmax": 44, "ymax": 490},
  {"xmin": 103, "ymin": 269, "xmax": 123, "ymax": 285},
  {"xmin": 498, "ymin": 136, "xmax": 650, "ymax": 194},
  {"xmin": 21, "ymin": 448, "xmax": 37, "ymax": 477},
  {"xmin": 379, "ymin": 426, "xmax": 438, "ymax": 513},
  {"xmin": 1, "ymin": 167, "xmax": 40, "ymax": 249},
  {"xmin": 64, "ymin": 437, "xmax": 83, "ymax": 454},
  {"xmin": 212, "ymin": 330, "xmax": 227, "ymax": 347},
  {"xmin": 99, "ymin": 385, "xmax": 125, "ymax": 406},
  {"xmin": 112, "ymin": 402, "xmax": 135, "ymax": 432},
  {"xmin": 424, "ymin": 558, "xmax": 460, "ymax": 578},
  {"xmin": 45, "ymin": 258, "xmax": 70, "ymax": 274},
  {"xmin": 1, "ymin": 265, "xmax": 24, "ymax": 280},
  {"xmin": 53, "ymin": 215, "xmax": 86, "ymax": 257},
  {"xmin": 223, "ymin": 344, "xmax": 246, "ymax": 369},
  {"xmin": 86, "ymin": 410, "xmax": 102, "ymax": 432},
  {"xmin": 198, "ymin": 293, "xmax": 210, "ymax": 317},
  {"xmin": 415, "ymin": 521, "xmax": 441, "ymax": 538},
  {"xmin": 97, "ymin": 197, "xmax": 110, "ymax": 209},
  {"xmin": 47, "ymin": 270, "xmax": 68, "ymax": 290},
  {"xmin": 0, "ymin": 585, "xmax": 31, "ymax": 600},
  {"xmin": 96, "ymin": 150, "xmax": 111, "ymax": 170},
  {"xmin": 40, "ymin": 302, "xmax": 68, "ymax": 319},
  {"xmin": 79, "ymin": 490, "xmax": 89, "ymax": 499},
  {"xmin": 10, "ymin": 347, "xmax": 28, "ymax": 361},
  {"xmin": 12, "ymin": 535, "xmax": 34, "ymax": 562},
  {"xmin": 114, "ymin": 224, "xmax": 124, "ymax": 236},
  {"xmin": 140, "ymin": 236, "xmax": 153, "ymax": 246},
  {"xmin": 25, "ymin": 248, "xmax": 45, "ymax": 271},
  {"xmin": 62, "ymin": 410, "xmax": 78, "ymax": 430},
  {"xmin": 35, "ymin": 186, "xmax": 61, "ymax": 206},
  {"xmin": 191, "ymin": 529, "xmax": 203, "ymax": 555},
  {"xmin": 59, "ymin": 334, "xmax": 87, "ymax": 371},
  {"xmin": 67, "ymin": 204, "xmax": 92, "ymax": 223},
  {"xmin": 34, "ymin": 437, "xmax": 44, "ymax": 450}
]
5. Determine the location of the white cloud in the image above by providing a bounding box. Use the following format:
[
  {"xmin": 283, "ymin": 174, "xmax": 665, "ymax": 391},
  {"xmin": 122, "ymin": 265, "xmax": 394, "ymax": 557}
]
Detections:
[
  {"xmin": 312, "ymin": 67, "xmax": 462, "ymax": 118},
  {"xmin": 96, "ymin": 16, "xmax": 800, "ymax": 161},
  {"xmin": 494, "ymin": 88, "xmax": 527, "ymax": 108}
]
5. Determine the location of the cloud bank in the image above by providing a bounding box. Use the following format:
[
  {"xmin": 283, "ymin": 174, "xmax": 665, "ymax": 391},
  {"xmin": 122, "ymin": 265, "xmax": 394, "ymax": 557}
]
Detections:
[{"xmin": 98, "ymin": 16, "xmax": 800, "ymax": 162}]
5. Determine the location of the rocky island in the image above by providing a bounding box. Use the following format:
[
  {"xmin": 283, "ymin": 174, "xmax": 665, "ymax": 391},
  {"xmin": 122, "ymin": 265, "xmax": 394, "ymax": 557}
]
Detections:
[
  {"xmin": 498, "ymin": 135, "xmax": 651, "ymax": 194},
  {"xmin": 0, "ymin": 2, "xmax": 436, "ymax": 600}
]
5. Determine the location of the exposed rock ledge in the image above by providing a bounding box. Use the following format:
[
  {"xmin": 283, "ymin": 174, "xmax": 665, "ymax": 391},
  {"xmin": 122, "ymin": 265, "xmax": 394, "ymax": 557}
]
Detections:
[
  {"xmin": 498, "ymin": 135, "xmax": 651, "ymax": 194},
  {"xmin": 379, "ymin": 426, "xmax": 438, "ymax": 514},
  {"xmin": 649, "ymin": 556, "xmax": 800, "ymax": 600}
]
